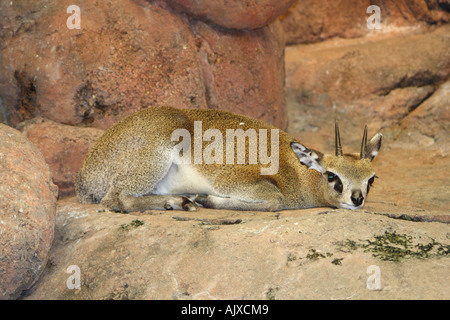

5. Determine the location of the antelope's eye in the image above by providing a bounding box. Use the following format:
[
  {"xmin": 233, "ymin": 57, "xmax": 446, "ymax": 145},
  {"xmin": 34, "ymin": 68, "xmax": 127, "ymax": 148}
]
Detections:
[
  {"xmin": 326, "ymin": 172, "xmax": 337, "ymax": 182},
  {"xmin": 367, "ymin": 176, "xmax": 376, "ymax": 194},
  {"xmin": 325, "ymin": 171, "xmax": 343, "ymax": 194},
  {"xmin": 334, "ymin": 180, "xmax": 343, "ymax": 193}
]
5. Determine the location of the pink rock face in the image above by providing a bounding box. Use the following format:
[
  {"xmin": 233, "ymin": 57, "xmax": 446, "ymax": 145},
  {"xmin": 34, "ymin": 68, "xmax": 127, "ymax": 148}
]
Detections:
[
  {"xmin": 0, "ymin": 124, "xmax": 58, "ymax": 300},
  {"xmin": 193, "ymin": 20, "xmax": 287, "ymax": 129},
  {"xmin": 280, "ymin": 0, "xmax": 450, "ymax": 44},
  {"xmin": 285, "ymin": 25, "xmax": 450, "ymax": 134},
  {"xmin": 22, "ymin": 118, "xmax": 104, "ymax": 197},
  {"xmin": 0, "ymin": 0, "xmax": 207, "ymax": 129},
  {"xmin": 0, "ymin": 0, "xmax": 287, "ymax": 130},
  {"xmin": 399, "ymin": 79, "xmax": 450, "ymax": 145},
  {"xmin": 163, "ymin": 0, "xmax": 296, "ymax": 29}
]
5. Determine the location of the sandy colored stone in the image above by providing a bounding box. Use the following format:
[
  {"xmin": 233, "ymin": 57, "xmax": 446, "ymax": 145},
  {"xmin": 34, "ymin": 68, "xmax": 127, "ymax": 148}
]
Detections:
[
  {"xmin": 19, "ymin": 92, "xmax": 450, "ymax": 300},
  {"xmin": 285, "ymin": 24, "xmax": 450, "ymax": 137},
  {"xmin": 0, "ymin": 124, "xmax": 58, "ymax": 300},
  {"xmin": 392, "ymin": 79, "xmax": 450, "ymax": 151},
  {"xmin": 24, "ymin": 196, "xmax": 449, "ymax": 299}
]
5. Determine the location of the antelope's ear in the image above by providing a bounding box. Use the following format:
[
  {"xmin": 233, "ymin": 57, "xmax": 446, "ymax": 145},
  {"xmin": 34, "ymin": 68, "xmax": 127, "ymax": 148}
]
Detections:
[
  {"xmin": 366, "ymin": 133, "xmax": 383, "ymax": 161},
  {"xmin": 291, "ymin": 142, "xmax": 325, "ymax": 173}
]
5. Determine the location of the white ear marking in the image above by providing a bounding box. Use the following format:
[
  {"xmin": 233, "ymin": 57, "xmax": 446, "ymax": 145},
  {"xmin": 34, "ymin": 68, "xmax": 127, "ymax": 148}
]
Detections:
[
  {"xmin": 366, "ymin": 133, "xmax": 383, "ymax": 161},
  {"xmin": 291, "ymin": 142, "xmax": 325, "ymax": 173}
]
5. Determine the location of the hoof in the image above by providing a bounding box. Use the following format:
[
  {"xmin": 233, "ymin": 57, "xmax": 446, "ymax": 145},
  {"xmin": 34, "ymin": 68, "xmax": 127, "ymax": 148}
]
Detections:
[
  {"xmin": 164, "ymin": 203, "xmax": 174, "ymax": 210},
  {"xmin": 182, "ymin": 196, "xmax": 198, "ymax": 212}
]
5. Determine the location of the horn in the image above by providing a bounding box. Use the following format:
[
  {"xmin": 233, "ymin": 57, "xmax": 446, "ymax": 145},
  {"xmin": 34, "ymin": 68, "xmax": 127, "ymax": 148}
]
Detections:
[
  {"xmin": 360, "ymin": 125, "xmax": 368, "ymax": 159},
  {"xmin": 335, "ymin": 121, "xmax": 343, "ymax": 156}
]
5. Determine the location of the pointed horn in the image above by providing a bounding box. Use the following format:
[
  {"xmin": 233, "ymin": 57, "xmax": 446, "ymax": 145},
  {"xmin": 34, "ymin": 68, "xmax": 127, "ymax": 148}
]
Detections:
[
  {"xmin": 360, "ymin": 125, "xmax": 368, "ymax": 159},
  {"xmin": 335, "ymin": 121, "xmax": 343, "ymax": 156}
]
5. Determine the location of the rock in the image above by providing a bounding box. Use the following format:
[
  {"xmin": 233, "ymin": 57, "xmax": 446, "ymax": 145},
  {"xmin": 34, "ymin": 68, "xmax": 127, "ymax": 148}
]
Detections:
[
  {"xmin": 285, "ymin": 24, "xmax": 450, "ymax": 138},
  {"xmin": 387, "ymin": 79, "xmax": 450, "ymax": 153},
  {"xmin": 21, "ymin": 118, "xmax": 104, "ymax": 197},
  {"xmin": 399, "ymin": 79, "xmax": 450, "ymax": 142},
  {"xmin": 0, "ymin": 124, "xmax": 58, "ymax": 300},
  {"xmin": 0, "ymin": 0, "xmax": 287, "ymax": 130},
  {"xmin": 381, "ymin": 0, "xmax": 450, "ymax": 25},
  {"xmin": 280, "ymin": 0, "xmax": 370, "ymax": 44},
  {"xmin": 280, "ymin": 0, "xmax": 450, "ymax": 45},
  {"xmin": 24, "ymin": 197, "xmax": 450, "ymax": 299},
  {"xmin": 192, "ymin": 20, "xmax": 287, "ymax": 129},
  {"xmin": 163, "ymin": 0, "xmax": 296, "ymax": 30},
  {"xmin": 368, "ymin": 147, "xmax": 450, "ymax": 219},
  {"xmin": 0, "ymin": 0, "xmax": 207, "ymax": 129}
]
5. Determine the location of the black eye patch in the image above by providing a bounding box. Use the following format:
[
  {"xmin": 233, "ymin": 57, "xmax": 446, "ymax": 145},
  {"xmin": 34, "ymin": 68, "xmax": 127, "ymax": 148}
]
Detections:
[
  {"xmin": 324, "ymin": 171, "xmax": 343, "ymax": 194},
  {"xmin": 367, "ymin": 175, "xmax": 377, "ymax": 194},
  {"xmin": 327, "ymin": 172, "xmax": 337, "ymax": 182}
]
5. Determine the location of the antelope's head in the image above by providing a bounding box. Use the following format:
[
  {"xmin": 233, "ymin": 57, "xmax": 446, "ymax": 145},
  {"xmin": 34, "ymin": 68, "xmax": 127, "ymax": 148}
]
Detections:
[{"xmin": 292, "ymin": 123, "xmax": 383, "ymax": 209}]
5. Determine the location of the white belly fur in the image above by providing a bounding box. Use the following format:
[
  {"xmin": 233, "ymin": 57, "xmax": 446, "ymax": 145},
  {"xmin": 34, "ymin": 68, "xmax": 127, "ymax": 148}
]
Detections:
[{"xmin": 152, "ymin": 163, "xmax": 215, "ymax": 195}]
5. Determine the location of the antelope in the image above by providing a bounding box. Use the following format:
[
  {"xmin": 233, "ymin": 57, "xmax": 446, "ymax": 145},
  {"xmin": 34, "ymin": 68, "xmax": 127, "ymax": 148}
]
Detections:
[{"xmin": 76, "ymin": 106, "xmax": 382, "ymax": 212}]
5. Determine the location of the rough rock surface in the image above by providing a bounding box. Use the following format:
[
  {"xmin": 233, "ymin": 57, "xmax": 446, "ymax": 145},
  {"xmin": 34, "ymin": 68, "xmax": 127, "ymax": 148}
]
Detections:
[
  {"xmin": 0, "ymin": 0, "xmax": 206, "ymax": 128},
  {"xmin": 21, "ymin": 118, "xmax": 104, "ymax": 197},
  {"xmin": 286, "ymin": 24, "xmax": 450, "ymax": 137},
  {"xmin": 163, "ymin": 0, "xmax": 296, "ymax": 30},
  {"xmin": 0, "ymin": 124, "xmax": 58, "ymax": 300},
  {"xmin": 25, "ymin": 189, "xmax": 449, "ymax": 299},
  {"xmin": 192, "ymin": 20, "xmax": 287, "ymax": 128},
  {"xmin": 0, "ymin": 0, "xmax": 287, "ymax": 130},
  {"xmin": 280, "ymin": 0, "xmax": 450, "ymax": 44},
  {"xmin": 390, "ymin": 79, "xmax": 450, "ymax": 152}
]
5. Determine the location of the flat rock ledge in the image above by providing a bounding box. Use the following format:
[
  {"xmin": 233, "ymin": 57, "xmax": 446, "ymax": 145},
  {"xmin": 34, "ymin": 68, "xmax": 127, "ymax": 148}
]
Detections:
[{"xmin": 25, "ymin": 197, "xmax": 449, "ymax": 300}]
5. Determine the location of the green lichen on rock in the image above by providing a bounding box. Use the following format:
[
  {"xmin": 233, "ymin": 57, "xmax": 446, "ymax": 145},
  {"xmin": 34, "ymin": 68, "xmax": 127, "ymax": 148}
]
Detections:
[
  {"xmin": 306, "ymin": 249, "xmax": 333, "ymax": 261},
  {"xmin": 342, "ymin": 231, "xmax": 450, "ymax": 262},
  {"xmin": 286, "ymin": 249, "xmax": 335, "ymax": 265},
  {"xmin": 119, "ymin": 219, "xmax": 144, "ymax": 231},
  {"xmin": 287, "ymin": 252, "xmax": 297, "ymax": 262},
  {"xmin": 265, "ymin": 287, "xmax": 279, "ymax": 300}
]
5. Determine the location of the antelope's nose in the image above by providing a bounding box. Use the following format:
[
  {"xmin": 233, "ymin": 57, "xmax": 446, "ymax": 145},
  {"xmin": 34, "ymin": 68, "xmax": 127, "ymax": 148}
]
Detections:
[{"xmin": 351, "ymin": 190, "xmax": 364, "ymax": 206}]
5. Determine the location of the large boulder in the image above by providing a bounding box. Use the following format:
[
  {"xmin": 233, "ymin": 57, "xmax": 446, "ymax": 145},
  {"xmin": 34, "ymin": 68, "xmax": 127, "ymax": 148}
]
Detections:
[
  {"xmin": 0, "ymin": 0, "xmax": 288, "ymax": 130},
  {"xmin": 0, "ymin": 0, "xmax": 207, "ymax": 129},
  {"xmin": 0, "ymin": 124, "xmax": 58, "ymax": 299},
  {"xmin": 163, "ymin": 0, "xmax": 296, "ymax": 30}
]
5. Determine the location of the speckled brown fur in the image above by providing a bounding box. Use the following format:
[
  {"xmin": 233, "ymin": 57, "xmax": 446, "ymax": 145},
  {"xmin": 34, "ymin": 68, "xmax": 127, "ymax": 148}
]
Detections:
[{"xmin": 76, "ymin": 106, "xmax": 382, "ymax": 212}]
